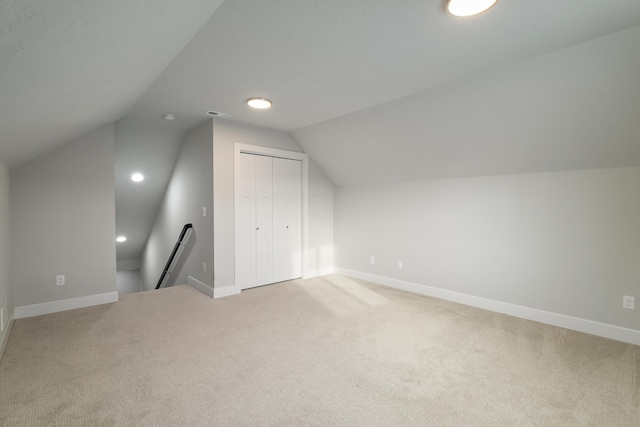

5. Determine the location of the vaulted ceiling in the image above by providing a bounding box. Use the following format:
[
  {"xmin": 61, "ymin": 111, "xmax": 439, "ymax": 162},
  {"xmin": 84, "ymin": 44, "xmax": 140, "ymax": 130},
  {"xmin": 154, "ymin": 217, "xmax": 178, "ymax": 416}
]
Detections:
[{"xmin": 2, "ymin": 0, "xmax": 640, "ymax": 259}]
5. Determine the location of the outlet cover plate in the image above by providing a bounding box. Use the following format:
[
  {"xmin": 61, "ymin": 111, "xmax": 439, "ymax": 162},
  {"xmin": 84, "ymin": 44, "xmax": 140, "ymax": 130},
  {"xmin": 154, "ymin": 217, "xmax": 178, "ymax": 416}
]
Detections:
[{"xmin": 623, "ymin": 296, "xmax": 635, "ymax": 310}]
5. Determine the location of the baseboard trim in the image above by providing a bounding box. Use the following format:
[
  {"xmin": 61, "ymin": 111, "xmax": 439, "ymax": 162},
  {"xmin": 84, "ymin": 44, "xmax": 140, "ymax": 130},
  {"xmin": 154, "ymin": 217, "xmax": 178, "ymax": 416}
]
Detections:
[
  {"xmin": 213, "ymin": 285, "xmax": 240, "ymax": 299},
  {"xmin": 0, "ymin": 312, "xmax": 14, "ymax": 363},
  {"xmin": 15, "ymin": 292, "xmax": 119, "ymax": 319},
  {"xmin": 334, "ymin": 268, "xmax": 640, "ymax": 346},
  {"xmin": 304, "ymin": 267, "xmax": 334, "ymax": 279},
  {"xmin": 188, "ymin": 276, "xmax": 214, "ymax": 298}
]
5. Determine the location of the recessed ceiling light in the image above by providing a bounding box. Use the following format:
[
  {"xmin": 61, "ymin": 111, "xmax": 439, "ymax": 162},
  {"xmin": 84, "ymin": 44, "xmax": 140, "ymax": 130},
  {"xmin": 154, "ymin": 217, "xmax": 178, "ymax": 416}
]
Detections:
[
  {"xmin": 116, "ymin": 236, "xmax": 127, "ymax": 243},
  {"xmin": 163, "ymin": 113, "xmax": 177, "ymax": 120},
  {"xmin": 247, "ymin": 98, "xmax": 272, "ymax": 109},
  {"xmin": 131, "ymin": 173, "xmax": 144, "ymax": 182},
  {"xmin": 446, "ymin": 0, "xmax": 498, "ymax": 17}
]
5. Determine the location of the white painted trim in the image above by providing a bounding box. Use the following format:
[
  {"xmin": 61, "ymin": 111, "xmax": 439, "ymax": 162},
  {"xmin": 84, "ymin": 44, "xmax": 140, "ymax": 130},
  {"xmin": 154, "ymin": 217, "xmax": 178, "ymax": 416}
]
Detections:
[
  {"xmin": 234, "ymin": 143, "xmax": 309, "ymax": 293},
  {"xmin": 187, "ymin": 276, "xmax": 214, "ymax": 298},
  {"xmin": 0, "ymin": 311, "xmax": 14, "ymax": 363},
  {"xmin": 305, "ymin": 267, "xmax": 334, "ymax": 279},
  {"xmin": 14, "ymin": 292, "xmax": 119, "ymax": 319},
  {"xmin": 213, "ymin": 285, "xmax": 240, "ymax": 299},
  {"xmin": 334, "ymin": 268, "xmax": 640, "ymax": 346}
]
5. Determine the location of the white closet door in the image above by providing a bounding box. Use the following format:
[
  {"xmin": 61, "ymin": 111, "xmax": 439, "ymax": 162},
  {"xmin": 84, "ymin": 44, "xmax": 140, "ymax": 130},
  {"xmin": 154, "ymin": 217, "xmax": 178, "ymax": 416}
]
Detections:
[
  {"xmin": 235, "ymin": 153, "xmax": 257, "ymax": 290},
  {"xmin": 273, "ymin": 157, "xmax": 302, "ymax": 282},
  {"xmin": 287, "ymin": 159, "xmax": 302, "ymax": 280},
  {"xmin": 272, "ymin": 158, "xmax": 288, "ymax": 283},
  {"xmin": 235, "ymin": 152, "xmax": 302, "ymax": 290},
  {"xmin": 255, "ymin": 155, "xmax": 273, "ymax": 286}
]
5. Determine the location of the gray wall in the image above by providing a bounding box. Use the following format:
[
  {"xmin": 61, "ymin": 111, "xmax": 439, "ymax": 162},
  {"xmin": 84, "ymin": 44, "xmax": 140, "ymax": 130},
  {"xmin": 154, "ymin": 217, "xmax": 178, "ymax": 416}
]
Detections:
[
  {"xmin": 140, "ymin": 120, "xmax": 214, "ymax": 291},
  {"xmin": 117, "ymin": 270, "xmax": 141, "ymax": 295},
  {"xmin": 335, "ymin": 167, "xmax": 640, "ymax": 331},
  {"xmin": 10, "ymin": 125, "xmax": 117, "ymax": 307},
  {"xmin": 114, "ymin": 117, "xmax": 186, "ymax": 261},
  {"xmin": 308, "ymin": 161, "xmax": 334, "ymax": 276},
  {"xmin": 212, "ymin": 119, "xmax": 334, "ymax": 289},
  {"xmin": 0, "ymin": 162, "xmax": 13, "ymax": 358}
]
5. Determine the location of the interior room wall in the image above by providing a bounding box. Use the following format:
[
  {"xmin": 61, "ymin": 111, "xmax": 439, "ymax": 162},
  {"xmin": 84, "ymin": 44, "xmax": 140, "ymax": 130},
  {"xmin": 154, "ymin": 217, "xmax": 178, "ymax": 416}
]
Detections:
[
  {"xmin": 308, "ymin": 161, "xmax": 334, "ymax": 277},
  {"xmin": 116, "ymin": 271, "xmax": 141, "ymax": 295},
  {"xmin": 0, "ymin": 162, "xmax": 14, "ymax": 360},
  {"xmin": 334, "ymin": 167, "xmax": 640, "ymax": 333},
  {"xmin": 212, "ymin": 119, "xmax": 334, "ymax": 290},
  {"xmin": 140, "ymin": 120, "xmax": 213, "ymax": 291},
  {"xmin": 116, "ymin": 258, "xmax": 141, "ymax": 296},
  {"xmin": 10, "ymin": 125, "xmax": 117, "ymax": 311},
  {"xmin": 114, "ymin": 117, "xmax": 186, "ymax": 262}
]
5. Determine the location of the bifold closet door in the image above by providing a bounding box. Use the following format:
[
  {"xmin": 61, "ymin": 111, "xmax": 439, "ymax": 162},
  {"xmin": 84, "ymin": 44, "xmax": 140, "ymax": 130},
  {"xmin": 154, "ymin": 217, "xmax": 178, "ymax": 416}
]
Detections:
[
  {"xmin": 272, "ymin": 157, "xmax": 302, "ymax": 283},
  {"xmin": 235, "ymin": 153, "xmax": 258, "ymax": 289},
  {"xmin": 254, "ymin": 156, "xmax": 273, "ymax": 286},
  {"xmin": 235, "ymin": 152, "xmax": 301, "ymax": 290}
]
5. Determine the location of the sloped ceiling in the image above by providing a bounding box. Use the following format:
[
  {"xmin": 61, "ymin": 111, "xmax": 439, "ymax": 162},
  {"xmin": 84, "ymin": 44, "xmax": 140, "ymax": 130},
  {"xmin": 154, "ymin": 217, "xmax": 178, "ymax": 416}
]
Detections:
[
  {"xmin": 127, "ymin": 0, "xmax": 640, "ymax": 136},
  {"xmin": 292, "ymin": 26, "xmax": 640, "ymax": 186},
  {"xmin": 0, "ymin": 0, "xmax": 224, "ymax": 167},
  {"xmin": 3, "ymin": 1, "xmax": 640, "ymax": 260}
]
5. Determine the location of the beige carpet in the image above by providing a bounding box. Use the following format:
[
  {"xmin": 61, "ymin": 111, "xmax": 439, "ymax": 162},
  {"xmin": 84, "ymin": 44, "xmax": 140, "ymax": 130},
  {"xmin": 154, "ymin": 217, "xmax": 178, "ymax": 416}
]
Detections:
[{"xmin": 0, "ymin": 275, "xmax": 638, "ymax": 426}]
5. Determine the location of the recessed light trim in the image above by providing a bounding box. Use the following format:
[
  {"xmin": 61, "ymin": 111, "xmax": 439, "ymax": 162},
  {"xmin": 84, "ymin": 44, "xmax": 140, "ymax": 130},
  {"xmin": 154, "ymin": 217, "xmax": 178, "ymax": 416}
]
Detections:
[
  {"xmin": 131, "ymin": 173, "xmax": 144, "ymax": 182},
  {"xmin": 116, "ymin": 236, "xmax": 127, "ymax": 243},
  {"xmin": 163, "ymin": 113, "xmax": 177, "ymax": 121},
  {"xmin": 247, "ymin": 98, "xmax": 272, "ymax": 109},
  {"xmin": 446, "ymin": 0, "xmax": 498, "ymax": 17}
]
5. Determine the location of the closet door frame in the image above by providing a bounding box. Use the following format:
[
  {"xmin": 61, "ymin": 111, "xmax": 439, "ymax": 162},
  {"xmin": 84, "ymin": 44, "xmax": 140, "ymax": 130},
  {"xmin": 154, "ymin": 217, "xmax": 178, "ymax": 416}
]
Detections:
[{"xmin": 233, "ymin": 143, "xmax": 309, "ymax": 294}]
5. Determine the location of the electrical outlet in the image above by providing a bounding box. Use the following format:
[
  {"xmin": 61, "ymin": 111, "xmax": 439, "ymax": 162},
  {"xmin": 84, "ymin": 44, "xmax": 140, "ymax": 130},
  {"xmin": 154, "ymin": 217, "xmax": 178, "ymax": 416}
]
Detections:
[
  {"xmin": 369, "ymin": 256, "xmax": 375, "ymax": 264},
  {"xmin": 397, "ymin": 261, "xmax": 403, "ymax": 269},
  {"xmin": 202, "ymin": 207, "xmax": 207, "ymax": 217},
  {"xmin": 203, "ymin": 263, "xmax": 207, "ymax": 272},
  {"xmin": 56, "ymin": 275, "xmax": 65, "ymax": 286},
  {"xmin": 623, "ymin": 296, "xmax": 635, "ymax": 310}
]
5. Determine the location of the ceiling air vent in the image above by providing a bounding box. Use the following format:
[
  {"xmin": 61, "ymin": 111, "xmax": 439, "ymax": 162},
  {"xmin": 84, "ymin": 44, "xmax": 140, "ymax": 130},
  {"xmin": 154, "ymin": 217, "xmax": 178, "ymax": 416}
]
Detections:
[{"xmin": 206, "ymin": 110, "xmax": 231, "ymax": 119}]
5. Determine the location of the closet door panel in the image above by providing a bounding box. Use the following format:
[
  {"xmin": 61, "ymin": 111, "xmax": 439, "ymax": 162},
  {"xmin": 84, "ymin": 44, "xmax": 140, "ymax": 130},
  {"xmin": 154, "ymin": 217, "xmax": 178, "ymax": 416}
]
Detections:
[
  {"xmin": 272, "ymin": 157, "xmax": 289, "ymax": 283},
  {"xmin": 255, "ymin": 156, "xmax": 273, "ymax": 286},
  {"xmin": 235, "ymin": 153, "xmax": 257, "ymax": 290},
  {"xmin": 288, "ymin": 159, "xmax": 302, "ymax": 280},
  {"xmin": 273, "ymin": 157, "xmax": 302, "ymax": 282}
]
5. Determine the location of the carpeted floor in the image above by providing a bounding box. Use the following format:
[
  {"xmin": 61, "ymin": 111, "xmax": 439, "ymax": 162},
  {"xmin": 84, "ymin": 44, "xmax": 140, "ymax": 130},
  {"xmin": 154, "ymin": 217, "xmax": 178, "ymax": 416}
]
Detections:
[{"xmin": 0, "ymin": 274, "xmax": 638, "ymax": 426}]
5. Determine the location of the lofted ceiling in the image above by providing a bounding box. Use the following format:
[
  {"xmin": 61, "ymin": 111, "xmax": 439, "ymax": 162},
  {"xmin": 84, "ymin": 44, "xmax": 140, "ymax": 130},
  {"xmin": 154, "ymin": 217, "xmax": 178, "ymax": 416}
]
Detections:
[
  {"xmin": 2, "ymin": 0, "xmax": 640, "ymax": 261},
  {"xmin": 0, "ymin": 0, "xmax": 224, "ymax": 167}
]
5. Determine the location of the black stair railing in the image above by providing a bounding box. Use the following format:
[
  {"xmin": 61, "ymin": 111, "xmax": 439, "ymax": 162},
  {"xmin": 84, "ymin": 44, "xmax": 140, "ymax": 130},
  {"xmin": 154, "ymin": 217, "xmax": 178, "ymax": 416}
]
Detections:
[{"xmin": 156, "ymin": 223, "xmax": 194, "ymax": 290}]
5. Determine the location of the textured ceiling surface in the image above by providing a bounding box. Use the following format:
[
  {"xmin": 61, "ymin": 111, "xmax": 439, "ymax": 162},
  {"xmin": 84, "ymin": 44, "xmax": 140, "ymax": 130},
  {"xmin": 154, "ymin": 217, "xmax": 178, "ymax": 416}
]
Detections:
[
  {"xmin": 2, "ymin": 1, "xmax": 640, "ymax": 260},
  {"xmin": 292, "ymin": 26, "xmax": 640, "ymax": 186},
  {"xmin": 127, "ymin": 0, "xmax": 640, "ymax": 134},
  {"xmin": 0, "ymin": 0, "xmax": 224, "ymax": 167}
]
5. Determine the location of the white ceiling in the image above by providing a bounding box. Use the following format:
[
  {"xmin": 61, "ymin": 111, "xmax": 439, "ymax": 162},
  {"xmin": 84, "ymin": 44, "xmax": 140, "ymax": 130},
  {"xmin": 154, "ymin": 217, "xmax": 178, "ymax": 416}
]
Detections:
[
  {"xmin": 0, "ymin": 0, "xmax": 224, "ymax": 167},
  {"xmin": 127, "ymin": 0, "xmax": 640, "ymax": 134},
  {"xmin": 292, "ymin": 25, "xmax": 640, "ymax": 186},
  {"xmin": 2, "ymin": 0, "xmax": 640, "ymax": 260}
]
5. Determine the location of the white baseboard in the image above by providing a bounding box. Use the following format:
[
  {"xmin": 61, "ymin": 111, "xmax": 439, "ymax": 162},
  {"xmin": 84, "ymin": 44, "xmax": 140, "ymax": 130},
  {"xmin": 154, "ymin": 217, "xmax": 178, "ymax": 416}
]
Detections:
[
  {"xmin": 15, "ymin": 292, "xmax": 119, "ymax": 319},
  {"xmin": 0, "ymin": 311, "xmax": 14, "ymax": 363},
  {"xmin": 304, "ymin": 266, "xmax": 334, "ymax": 279},
  {"xmin": 334, "ymin": 268, "xmax": 640, "ymax": 346},
  {"xmin": 213, "ymin": 285, "xmax": 240, "ymax": 299},
  {"xmin": 188, "ymin": 276, "xmax": 214, "ymax": 298}
]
